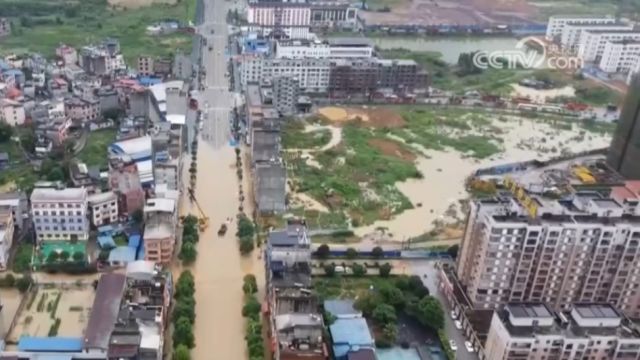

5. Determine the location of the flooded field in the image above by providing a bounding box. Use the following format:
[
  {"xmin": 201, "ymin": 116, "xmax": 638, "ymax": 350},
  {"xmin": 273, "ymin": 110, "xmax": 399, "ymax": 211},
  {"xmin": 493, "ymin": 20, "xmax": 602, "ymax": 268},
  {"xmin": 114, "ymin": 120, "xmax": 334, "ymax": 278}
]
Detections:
[
  {"xmin": 8, "ymin": 286, "xmax": 94, "ymax": 343},
  {"xmin": 0, "ymin": 289, "xmax": 22, "ymax": 340},
  {"xmin": 185, "ymin": 141, "xmax": 265, "ymax": 359}
]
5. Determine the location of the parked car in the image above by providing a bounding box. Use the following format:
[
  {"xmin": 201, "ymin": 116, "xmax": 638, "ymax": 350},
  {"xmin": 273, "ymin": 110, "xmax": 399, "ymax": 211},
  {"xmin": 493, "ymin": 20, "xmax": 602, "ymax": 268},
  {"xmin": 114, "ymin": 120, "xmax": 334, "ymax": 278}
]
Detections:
[
  {"xmin": 455, "ymin": 320, "xmax": 462, "ymax": 330},
  {"xmin": 465, "ymin": 341, "xmax": 474, "ymax": 352},
  {"xmin": 449, "ymin": 340, "xmax": 457, "ymax": 351},
  {"xmin": 450, "ymin": 310, "xmax": 457, "ymax": 319}
]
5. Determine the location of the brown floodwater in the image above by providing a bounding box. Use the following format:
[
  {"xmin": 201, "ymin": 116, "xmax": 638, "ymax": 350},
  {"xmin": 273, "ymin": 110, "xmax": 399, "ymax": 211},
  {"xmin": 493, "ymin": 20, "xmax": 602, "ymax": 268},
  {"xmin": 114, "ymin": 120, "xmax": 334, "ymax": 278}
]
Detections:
[{"xmin": 182, "ymin": 142, "xmax": 264, "ymax": 360}]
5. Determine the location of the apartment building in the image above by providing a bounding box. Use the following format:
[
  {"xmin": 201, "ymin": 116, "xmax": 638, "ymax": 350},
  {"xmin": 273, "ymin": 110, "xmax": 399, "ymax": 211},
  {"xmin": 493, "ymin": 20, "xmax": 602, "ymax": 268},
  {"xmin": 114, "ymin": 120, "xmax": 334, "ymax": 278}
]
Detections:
[
  {"xmin": 457, "ymin": 194, "xmax": 640, "ymax": 318},
  {"xmin": 598, "ymin": 40, "xmax": 640, "ymax": 73},
  {"xmin": 546, "ymin": 15, "xmax": 616, "ymax": 40},
  {"xmin": 248, "ymin": 0, "xmax": 312, "ymax": 39},
  {"xmin": 309, "ymin": 0, "xmax": 358, "ymax": 28},
  {"xmin": 577, "ymin": 29, "xmax": 640, "ymax": 62},
  {"xmin": 31, "ymin": 187, "xmax": 90, "ymax": 241},
  {"xmin": 266, "ymin": 219, "xmax": 326, "ymax": 360},
  {"xmin": 274, "ymin": 38, "xmax": 373, "ymax": 59},
  {"xmin": 0, "ymin": 191, "xmax": 28, "ymax": 229},
  {"xmin": 273, "ymin": 75, "xmax": 299, "ymax": 116},
  {"xmin": 56, "ymin": 44, "xmax": 78, "ymax": 65},
  {"xmin": 88, "ymin": 191, "xmax": 118, "ymax": 227},
  {"xmin": 483, "ymin": 303, "xmax": 640, "ymax": 360},
  {"xmin": 0, "ymin": 208, "xmax": 14, "ymax": 270},
  {"xmin": 108, "ymin": 156, "xmax": 146, "ymax": 216},
  {"xmin": 560, "ymin": 23, "xmax": 633, "ymax": 52},
  {"xmin": 0, "ymin": 99, "xmax": 26, "ymax": 126},
  {"xmin": 329, "ymin": 58, "xmax": 429, "ymax": 95},
  {"xmin": 137, "ymin": 56, "xmax": 154, "ymax": 77},
  {"xmin": 65, "ymin": 96, "xmax": 100, "ymax": 123},
  {"xmin": 143, "ymin": 197, "xmax": 176, "ymax": 264},
  {"xmin": 243, "ymin": 58, "xmax": 331, "ymax": 92}
]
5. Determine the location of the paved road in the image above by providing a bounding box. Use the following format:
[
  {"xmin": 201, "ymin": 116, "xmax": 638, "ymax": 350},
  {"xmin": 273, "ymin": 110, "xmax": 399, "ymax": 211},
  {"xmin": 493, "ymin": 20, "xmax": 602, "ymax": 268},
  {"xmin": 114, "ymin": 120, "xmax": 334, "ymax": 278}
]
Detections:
[{"xmin": 411, "ymin": 261, "xmax": 479, "ymax": 360}]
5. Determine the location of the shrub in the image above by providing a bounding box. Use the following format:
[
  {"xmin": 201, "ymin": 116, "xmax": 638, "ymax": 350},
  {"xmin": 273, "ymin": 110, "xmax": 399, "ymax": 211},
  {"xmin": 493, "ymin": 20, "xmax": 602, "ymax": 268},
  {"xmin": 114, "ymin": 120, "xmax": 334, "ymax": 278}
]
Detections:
[
  {"xmin": 351, "ymin": 263, "xmax": 366, "ymax": 277},
  {"xmin": 379, "ymin": 263, "xmax": 392, "ymax": 277}
]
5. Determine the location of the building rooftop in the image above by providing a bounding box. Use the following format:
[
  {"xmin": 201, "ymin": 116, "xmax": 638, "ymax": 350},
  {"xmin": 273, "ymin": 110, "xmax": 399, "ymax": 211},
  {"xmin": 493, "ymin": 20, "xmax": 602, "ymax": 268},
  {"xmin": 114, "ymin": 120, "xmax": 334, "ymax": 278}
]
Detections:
[
  {"xmin": 144, "ymin": 198, "xmax": 175, "ymax": 213},
  {"xmin": 255, "ymin": 163, "xmax": 286, "ymax": 212},
  {"xmin": 331, "ymin": 318, "xmax": 375, "ymax": 358},
  {"xmin": 275, "ymin": 313, "xmax": 323, "ymax": 332},
  {"xmin": 88, "ymin": 191, "xmax": 117, "ymax": 205},
  {"xmin": 252, "ymin": 129, "xmax": 281, "ymax": 163},
  {"xmin": 18, "ymin": 336, "xmax": 83, "ymax": 352},
  {"xmin": 247, "ymin": 84, "xmax": 262, "ymax": 107},
  {"xmin": 84, "ymin": 273, "xmax": 126, "ymax": 350},
  {"xmin": 324, "ymin": 299, "xmax": 361, "ymax": 318},
  {"xmin": 328, "ymin": 37, "xmax": 374, "ymax": 47},
  {"xmin": 31, "ymin": 187, "xmax": 87, "ymax": 203},
  {"xmin": 108, "ymin": 246, "xmax": 137, "ymax": 263}
]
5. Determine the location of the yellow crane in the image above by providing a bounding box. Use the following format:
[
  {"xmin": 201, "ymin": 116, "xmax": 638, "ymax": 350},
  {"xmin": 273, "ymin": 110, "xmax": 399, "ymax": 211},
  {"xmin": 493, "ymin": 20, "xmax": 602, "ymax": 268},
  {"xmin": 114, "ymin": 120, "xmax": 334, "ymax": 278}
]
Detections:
[{"xmin": 187, "ymin": 188, "xmax": 209, "ymax": 232}]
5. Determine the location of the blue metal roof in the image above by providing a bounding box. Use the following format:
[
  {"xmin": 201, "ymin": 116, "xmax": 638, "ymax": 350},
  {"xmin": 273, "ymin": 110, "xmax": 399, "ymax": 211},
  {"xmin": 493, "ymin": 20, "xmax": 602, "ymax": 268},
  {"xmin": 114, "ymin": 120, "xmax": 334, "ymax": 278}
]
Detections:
[
  {"xmin": 18, "ymin": 336, "xmax": 83, "ymax": 352},
  {"xmin": 330, "ymin": 318, "xmax": 374, "ymax": 357},
  {"xmin": 97, "ymin": 235, "xmax": 115, "ymax": 248},
  {"xmin": 108, "ymin": 246, "xmax": 136, "ymax": 263},
  {"xmin": 97, "ymin": 224, "xmax": 115, "ymax": 235},
  {"xmin": 128, "ymin": 234, "xmax": 141, "ymax": 249},
  {"xmin": 324, "ymin": 300, "xmax": 360, "ymax": 318}
]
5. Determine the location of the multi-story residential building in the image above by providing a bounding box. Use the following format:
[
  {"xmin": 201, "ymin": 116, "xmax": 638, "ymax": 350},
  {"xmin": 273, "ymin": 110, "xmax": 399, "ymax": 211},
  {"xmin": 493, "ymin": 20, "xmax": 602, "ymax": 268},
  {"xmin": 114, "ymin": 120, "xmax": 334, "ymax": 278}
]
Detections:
[
  {"xmin": 56, "ymin": 44, "xmax": 78, "ymax": 65},
  {"xmin": 560, "ymin": 23, "xmax": 633, "ymax": 52},
  {"xmin": 309, "ymin": 0, "xmax": 358, "ymax": 28},
  {"xmin": 0, "ymin": 191, "xmax": 28, "ymax": 229},
  {"xmin": 0, "ymin": 18, "xmax": 11, "ymax": 37},
  {"xmin": 577, "ymin": 29, "xmax": 640, "ymax": 62},
  {"xmin": 273, "ymin": 75, "xmax": 299, "ymax": 116},
  {"xmin": 79, "ymin": 39, "xmax": 126, "ymax": 76},
  {"xmin": 274, "ymin": 38, "xmax": 374, "ymax": 59},
  {"xmin": 65, "ymin": 96, "xmax": 100, "ymax": 123},
  {"xmin": 483, "ymin": 303, "xmax": 640, "ymax": 360},
  {"xmin": 0, "ymin": 99, "xmax": 26, "ymax": 126},
  {"xmin": 608, "ymin": 77, "xmax": 640, "ymax": 179},
  {"xmin": 30, "ymin": 187, "xmax": 90, "ymax": 241},
  {"xmin": 243, "ymin": 58, "xmax": 331, "ymax": 92},
  {"xmin": 546, "ymin": 15, "xmax": 616, "ymax": 40},
  {"xmin": 153, "ymin": 58, "xmax": 172, "ymax": 77},
  {"xmin": 0, "ymin": 208, "xmax": 14, "ymax": 270},
  {"xmin": 247, "ymin": 0, "xmax": 312, "ymax": 39},
  {"xmin": 598, "ymin": 40, "xmax": 640, "ymax": 73},
  {"xmin": 329, "ymin": 58, "xmax": 428, "ymax": 96},
  {"xmin": 266, "ymin": 219, "xmax": 326, "ymax": 360},
  {"xmin": 457, "ymin": 193, "xmax": 640, "ymax": 318},
  {"xmin": 137, "ymin": 56, "xmax": 154, "ymax": 77},
  {"xmin": 108, "ymin": 156, "xmax": 146, "ymax": 216},
  {"xmin": 88, "ymin": 191, "xmax": 118, "ymax": 227},
  {"xmin": 143, "ymin": 197, "xmax": 176, "ymax": 264}
]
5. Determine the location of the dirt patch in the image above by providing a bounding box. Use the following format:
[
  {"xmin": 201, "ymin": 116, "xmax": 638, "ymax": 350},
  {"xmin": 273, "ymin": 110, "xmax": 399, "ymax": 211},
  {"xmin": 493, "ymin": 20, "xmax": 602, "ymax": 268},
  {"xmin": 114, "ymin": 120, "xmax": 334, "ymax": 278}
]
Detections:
[
  {"xmin": 317, "ymin": 106, "xmax": 405, "ymax": 128},
  {"xmin": 368, "ymin": 138, "xmax": 417, "ymax": 162}
]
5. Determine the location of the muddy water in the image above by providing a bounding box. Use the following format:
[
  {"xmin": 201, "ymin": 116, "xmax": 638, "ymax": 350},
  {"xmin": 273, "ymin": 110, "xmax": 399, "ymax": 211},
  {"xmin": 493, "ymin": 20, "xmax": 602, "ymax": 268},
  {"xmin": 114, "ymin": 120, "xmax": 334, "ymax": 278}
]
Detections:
[{"xmin": 184, "ymin": 142, "xmax": 265, "ymax": 360}]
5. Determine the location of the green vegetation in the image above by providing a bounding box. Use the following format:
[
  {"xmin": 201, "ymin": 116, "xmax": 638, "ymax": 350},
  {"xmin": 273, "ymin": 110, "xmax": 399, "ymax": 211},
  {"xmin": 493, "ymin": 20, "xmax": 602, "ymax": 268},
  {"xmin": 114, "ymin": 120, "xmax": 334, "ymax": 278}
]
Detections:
[
  {"xmin": 237, "ymin": 214, "xmax": 256, "ymax": 255},
  {"xmin": 48, "ymin": 317, "xmax": 61, "ymax": 336},
  {"xmin": 179, "ymin": 215, "xmax": 199, "ymax": 265},
  {"xmin": 533, "ymin": 0, "xmax": 618, "ymax": 21},
  {"xmin": 77, "ymin": 129, "xmax": 117, "ymax": 168},
  {"xmin": 13, "ymin": 243, "xmax": 33, "ymax": 273},
  {"xmin": 0, "ymin": 128, "xmax": 38, "ymax": 192},
  {"xmin": 173, "ymin": 271, "xmax": 196, "ymax": 350},
  {"xmin": 282, "ymin": 121, "xmax": 331, "ymax": 149},
  {"xmin": 33, "ymin": 241, "xmax": 87, "ymax": 270},
  {"xmin": 242, "ymin": 273, "xmax": 264, "ymax": 360},
  {"xmin": 0, "ymin": 0, "xmax": 195, "ymax": 62},
  {"xmin": 173, "ymin": 345, "xmax": 191, "ymax": 360}
]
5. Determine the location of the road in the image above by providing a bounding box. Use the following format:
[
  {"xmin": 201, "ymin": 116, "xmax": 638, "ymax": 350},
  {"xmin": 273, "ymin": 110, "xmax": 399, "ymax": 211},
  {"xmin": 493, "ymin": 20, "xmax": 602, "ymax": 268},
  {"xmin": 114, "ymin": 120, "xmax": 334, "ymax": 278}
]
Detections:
[
  {"xmin": 411, "ymin": 261, "xmax": 479, "ymax": 360},
  {"xmin": 185, "ymin": 0, "xmax": 265, "ymax": 358}
]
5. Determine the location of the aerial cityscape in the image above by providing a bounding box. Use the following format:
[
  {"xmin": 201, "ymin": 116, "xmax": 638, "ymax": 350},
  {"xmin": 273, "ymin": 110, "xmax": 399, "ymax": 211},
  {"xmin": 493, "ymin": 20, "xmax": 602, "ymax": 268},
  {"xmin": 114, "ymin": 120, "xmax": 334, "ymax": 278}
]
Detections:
[{"xmin": 1, "ymin": 0, "xmax": 640, "ymax": 358}]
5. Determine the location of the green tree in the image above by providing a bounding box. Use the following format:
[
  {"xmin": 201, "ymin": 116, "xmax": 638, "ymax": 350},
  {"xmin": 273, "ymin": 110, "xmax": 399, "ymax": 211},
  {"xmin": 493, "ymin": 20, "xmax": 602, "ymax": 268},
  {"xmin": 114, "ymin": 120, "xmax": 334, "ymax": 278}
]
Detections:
[
  {"xmin": 351, "ymin": 263, "xmax": 366, "ymax": 277},
  {"xmin": 46, "ymin": 251, "xmax": 59, "ymax": 263},
  {"xmin": 372, "ymin": 303, "xmax": 397, "ymax": 325},
  {"xmin": 371, "ymin": 246, "xmax": 384, "ymax": 259},
  {"xmin": 316, "ymin": 244, "xmax": 330, "ymax": 259},
  {"xmin": 379, "ymin": 263, "xmax": 392, "ymax": 277},
  {"xmin": 345, "ymin": 247, "xmax": 358, "ymax": 260},
  {"xmin": 173, "ymin": 299, "xmax": 196, "ymax": 324},
  {"xmin": 243, "ymin": 274, "xmax": 258, "ymax": 295},
  {"xmin": 59, "ymin": 251, "xmax": 70, "ymax": 262},
  {"xmin": 379, "ymin": 284, "xmax": 405, "ymax": 309},
  {"xmin": 447, "ymin": 244, "xmax": 459, "ymax": 259},
  {"xmin": 72, "ymin": 252, "xmax": 85, "ymax": 262},
  {"xmin": 242, "ymin": 296, "xmax": 261, "ymax": 318},
  {"xmin": 408, "ymin": 275, "xmax": 429, "ymax": 297},
  {"xmin": 173, "ymin": 344, "xmax": 191, "ymax": 360},
  {"xmin": 354, "ymin": 292, "xmax": 381, "ymax": 316},
  {"xmin": 237, "ymin": 215, "xmax": 255, "ymax": 239},
  {"xmin": 173, "ymin": 317, "xmax": 195, "ymax": 348},
  {"xmin": 0, "ymin": 123, "xmax": 14, "ymax": 142},
  {"xmin": 15, "ymin": 276, "xmax": 33, "ymax": 293},
  {"xmin": 179, "ymin": 242, "xmax": 198, "ymax": 264},
  {"xmin": 239, "ymin": 237, "xmax": 254, "ymax": 254},
  {"xmin": 20, "ymin": 131, "xmax": 36, "ymax": 153},
  {"xmin": 381, "ymin": 323, "xmax": 398, "ymax": 344},
  {"xmin": 323, "ymin": 263, "xmax": 336, "ymax": 277},
  {"xmin": 175, "ymin": 271, "xmax": 195, "ymax": 300},
  {"xmin": 46, "ymin": 167, "xmax": 65, "ymax": 182},
  {"xmin": 415, "ymin": 296, "xmax": 445, "ymax": 331}
]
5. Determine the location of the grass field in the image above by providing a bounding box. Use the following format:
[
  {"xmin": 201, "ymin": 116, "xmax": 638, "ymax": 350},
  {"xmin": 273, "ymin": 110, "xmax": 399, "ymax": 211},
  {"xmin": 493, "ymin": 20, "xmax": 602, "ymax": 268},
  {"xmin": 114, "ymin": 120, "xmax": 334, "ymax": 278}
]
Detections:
[
  {"xmin": 0, "ymin": 0, "xmax": 195, "ymax": 62},
  {"xmin": 282, "ymin": 121, "xmax": 332, "ymax": 149},
  {"xmin": 0, "ymin": 139, "xmax": 38, "ymax": 192},
  {"xmin": 77, "ymin": 129, "xmax": 117, "ymax": 168}
]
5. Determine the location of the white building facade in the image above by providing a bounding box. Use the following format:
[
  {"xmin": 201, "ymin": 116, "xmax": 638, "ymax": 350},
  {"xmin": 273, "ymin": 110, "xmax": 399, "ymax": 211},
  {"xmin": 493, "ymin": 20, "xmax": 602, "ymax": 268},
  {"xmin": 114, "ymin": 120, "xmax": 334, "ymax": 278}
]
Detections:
[
  {"xmin": 577, "ymin": 30, "xmax": 640, "ymax": 62},
  {"xmin": 0, "ymin": 99, "xmax": 26, "ymax": 126},
  {"xmin": 0, "ymin": 209, "xmax": 14, "ymax": 270},
  {"xmin": 241, "ymin": 58, "xmax": 330, "ymax": 92},
  {"xmin": 31, "ymin": 188, "xmax": 90, "ymax": 241},
  {"xmin": 560, "ymin": 23, "xmax": 633, "ymax": 52},
  {"xmin": 546, "ymin": 15, "xmax": 616, "ymax": 40},
  {"xmin": 88, "ymin": 191, "xmax": 118, "ymax": 227},
  {"xmin": 599, "ymin": 40, "xmax": 640, "ymax": 73},
  {"xmin": 274, "ymin": 38, "xmax": 374, "ymax": 59}
]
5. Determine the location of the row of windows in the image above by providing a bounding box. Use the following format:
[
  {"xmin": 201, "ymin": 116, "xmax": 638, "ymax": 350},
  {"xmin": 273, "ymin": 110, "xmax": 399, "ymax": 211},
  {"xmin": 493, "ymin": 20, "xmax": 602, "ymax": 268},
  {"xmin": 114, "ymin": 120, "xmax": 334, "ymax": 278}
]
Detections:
[{"xmin": 34, "ymin": 210, "xmax": 84, "ymax": 216}]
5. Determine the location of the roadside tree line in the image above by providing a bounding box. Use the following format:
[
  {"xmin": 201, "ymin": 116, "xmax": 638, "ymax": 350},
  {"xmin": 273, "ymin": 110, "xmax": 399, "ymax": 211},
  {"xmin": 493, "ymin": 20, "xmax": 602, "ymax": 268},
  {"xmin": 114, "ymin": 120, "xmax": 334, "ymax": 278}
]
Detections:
[
  {"xmin": 179, "ymin": 215, "xmax": 199, "ymax": 265},
  {"xmin": 241, "ymin": 274, "xmax": 264, "ymax": 360},
  {"xmin": 173, "ymin": 271, "xmax": 196, "ymax": 360}
]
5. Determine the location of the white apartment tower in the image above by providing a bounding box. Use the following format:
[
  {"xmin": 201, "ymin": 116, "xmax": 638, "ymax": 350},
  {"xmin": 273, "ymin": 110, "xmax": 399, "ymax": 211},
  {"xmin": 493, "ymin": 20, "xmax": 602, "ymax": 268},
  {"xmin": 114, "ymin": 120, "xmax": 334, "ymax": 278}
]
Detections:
[
  {"xmin": 560, "ymin": 23, "xmax": 633, "ymax": 52},
  {"xmin": 31, "ymin": 187, "xmax": 90, "ymax": 241},
  {"xmin": 457, "ymin": 195, "xmax": 640, "ymax": 318},
  {"xmin": 546, "ymin": 15, "xmax": 616, "ymax": 40},
  {"xmin": 577, "ymin": 30, "xmax": 640, "ymax": 62},
  {"xmin": 599, "ymin": 40, "xmax": 640, "ymax": 73},
  {"xmin": 88, "ymin": 191, "xmax": 118, "ymax": 227}
]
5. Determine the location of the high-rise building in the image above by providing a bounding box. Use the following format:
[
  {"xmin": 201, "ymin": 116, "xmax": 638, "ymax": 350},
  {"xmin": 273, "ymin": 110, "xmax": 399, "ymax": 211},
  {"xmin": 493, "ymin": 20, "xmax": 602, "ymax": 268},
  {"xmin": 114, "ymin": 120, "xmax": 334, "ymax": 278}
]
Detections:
[
  {"xmin": 607, "ymin": 76, "xmax": 640, "ymax": 179},
  {"xmin": 273, "ymin": 75, "xmax": 299, "ymax": 116}
]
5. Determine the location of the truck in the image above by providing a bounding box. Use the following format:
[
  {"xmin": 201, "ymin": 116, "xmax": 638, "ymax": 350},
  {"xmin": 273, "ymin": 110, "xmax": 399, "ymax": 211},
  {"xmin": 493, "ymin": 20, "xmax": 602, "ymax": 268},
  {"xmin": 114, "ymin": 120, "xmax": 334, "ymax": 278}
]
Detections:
[{"xmin": 218, "ymin": 223, "xmax": 228, "ymax": 236}]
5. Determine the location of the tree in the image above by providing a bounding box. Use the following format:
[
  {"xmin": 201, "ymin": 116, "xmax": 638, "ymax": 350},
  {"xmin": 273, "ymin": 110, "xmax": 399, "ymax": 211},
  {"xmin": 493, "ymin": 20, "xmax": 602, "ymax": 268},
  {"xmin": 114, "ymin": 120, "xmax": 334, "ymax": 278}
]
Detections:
[
  {"xmin": 46, "ymin": 251, "xmax": 59, "ymax": 264},
  {"xmin": 323, "ymin": 263, "xmax": 336, "ymax": 277},
  {"xmin": 243, "ymin": 274, "xmax": 258, "ymax": 295},
  {"xmin": 237, "ymin": 215, "xmax": 255, "ymax": 239},
  {"xmin": 379, "ymin": 284, "xmax": 405, "ymax": 309},
  {"xmin": 408, "ymin": 275, "xmax": 429, "ymax": 298},
  {"xmin": 59, "ymin": 251, "xmax": 70, "ymax": 262},
  {"xmin": 131, "ymin": 209, "xmax": 144, "ymax": 224},
  {"xmin": 72, "ymin": 252, "xmax": 85, "ymax": 262},
  {"xmin": 316, "ymin": 244, "xmax": 330, "ymax": 259},
  {"xmin": 0, "ymin": 123, "xmax": 14, "ymax": 142},
  {"xmin": 415, "ymin": 296, "xmax": 445, "ymax": 331},
  {"xmin": 173, "ymin": 317, "xmax": 195, "ymax": 348},
  {"xmin": 351, "ymin": 263, "xmax": 366, "ymax": 277},
  {"xmin": 447, "ymin": 244, "xmax": 459, "ymax": 259},
  {"xmin": 345, "ymin": 247, "xmax": 358, "ymax": 260},
  {"xmin": 46, "ymin": 167, "xmax": 65, "ymax": 182},
  {"xmin": 175, "ymin": 271, "xmax": 195, "ymax": 300},
  {"xmin": 371, "ymin": 246, "xmax": 384, "ymax": 259},
  {"xmin": 173, "ymin": 344, "xmax": 191, "ymax": 360},
  {"xmin": 242, "ymin": 296, "xmax": 261, "ymax": 318},
  {"xmin": 372, "ymin": 303, "xmax": 397, "ymax": 325},
  {"xmin": 20, "ymin": 131, "xmax": 36, "ymax": 153},
  {"xmin": 379, "ymin": 263, "xmax": 392, "ymax": 277},
  {"xmin": 354, "ymin": 292, "xmax": 381, "ymax": 316},
  {"xmin": 179, "ymin": 242, "xmax": 198, "ymax": 264},
  {"xmin": 381, "ymin": 323, "xmax": 398, "ymax": 345},
  {"xmin": 239, "ymin": 237, "xmax": 254, "ymax": 254},
  {"xmin": 173, "ymin": 299, "xmax": 196, "ymax": 324},
  {"xmin": 15, "ymin": 276, "xmax": 33, "ymax": 293}
]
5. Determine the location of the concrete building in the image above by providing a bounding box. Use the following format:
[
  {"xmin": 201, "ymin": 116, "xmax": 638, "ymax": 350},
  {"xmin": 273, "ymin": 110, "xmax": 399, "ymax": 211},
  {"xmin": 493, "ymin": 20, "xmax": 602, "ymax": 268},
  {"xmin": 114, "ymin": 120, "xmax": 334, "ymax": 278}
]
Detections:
[
  {"xmin": 56, "ymin": 44, "xmax": 78, "ymax": 66},
  {"xmin": 329, "ymin": 58, "xmax": 428, "ymax": 96},
  {"xmin": 242, "ymin": 58, "xmax": 330, "ymax": 92},
  {"xmin": 272, "ymin": 75, "xmax": 299, "ymax": 116},
  {"xmin": 31, "ymin": 187, "xmax": 89, "ymax": 241},
  {"xmin": 88, "ymin": 191, "xmax": 118, "ymax": 227},
  {"xmin": 457, "ymin": 193, "xmax": 640, "ymax": 318},
  {"xmin": 483, "ymin": 303, "xmax": 640, "ymax": 360},
  {"xmin": 137, "ymin": 56, "xmax": 154, "ymax": 77},
  {"xmin": 546, "ymin": 15, "xmax": 616, "ymax": 40},
  {"xmin": 560, "ymin": 23, "xmax": 633, "ymax": 52},
  {"xmin": 65, "ymin": 96, "xmax": 100, "ymax": 123},
  {"xmin": 309, "ymin": 1, "xmax": 358, "ymax": 29},
  {"xmin": 255, "ymin": 163, "xmax": 287, "ymax": 214},
  {"xmin": 577, "ymin": 30, "xmax": 640, "ymax": 62},
  {"xmin": 0, "ymin": 18, "xmax": 11, "ymax": 37},
  {"xmin": 108, "ymin": 156, "xmax": 146, "ymax": 216},
  {"xmin": 0, "ymin": 191, "xmax": 28, "ymax": 229},
  {"xmin": 0, "ymin": 99, "xmax": 26, "ymax": 126},
  {"xmin": 608, "ymin": 76, "xmax": 640, "ymax": 179},
  {"xmin": 0, "ymin": 209, "xmax": 14, "ymax": 270},
  {"xmin": 274, "ymin": 38, "xmax": 373, "ymax": 59},
  {"xmin": 143, "ymin": 197, "xmax": 176, "ymax": 264},
  {"xmin": 172, "ymin": 52, "xmax": 193, "ymax": 80},
  {"xmin": 247, "ymin": 0, "xmax": 312, "ymax": 39},
  {"xmin": 598, "ymin": 40, "xmax": 640, "ymax": 73},
  {"xmin": 97, "ymin": 86, "xmax": 120, "ymax": 113}
]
